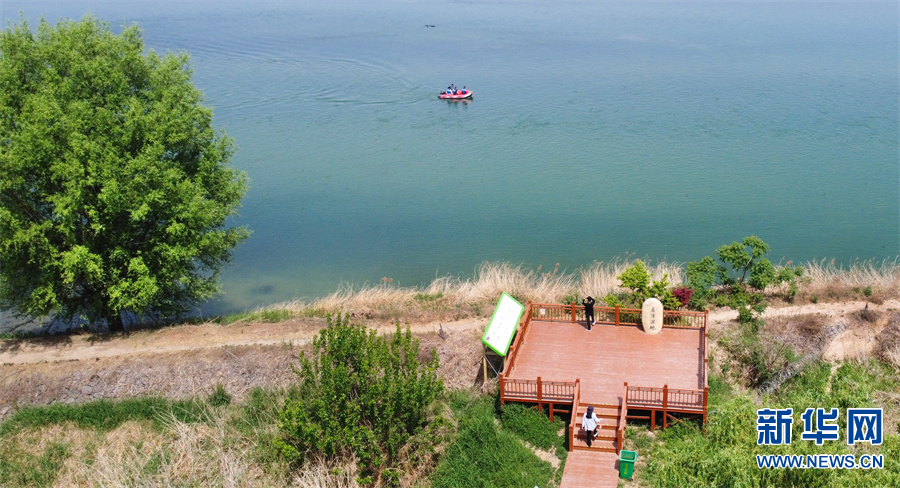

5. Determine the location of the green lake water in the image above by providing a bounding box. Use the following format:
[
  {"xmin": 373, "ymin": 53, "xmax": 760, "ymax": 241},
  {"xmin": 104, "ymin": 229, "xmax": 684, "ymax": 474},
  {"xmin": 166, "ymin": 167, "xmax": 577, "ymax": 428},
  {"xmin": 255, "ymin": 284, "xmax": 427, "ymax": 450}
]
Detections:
[{"xmin": 5, "ymin": 1, "xmax": 898, "ymax": 315}]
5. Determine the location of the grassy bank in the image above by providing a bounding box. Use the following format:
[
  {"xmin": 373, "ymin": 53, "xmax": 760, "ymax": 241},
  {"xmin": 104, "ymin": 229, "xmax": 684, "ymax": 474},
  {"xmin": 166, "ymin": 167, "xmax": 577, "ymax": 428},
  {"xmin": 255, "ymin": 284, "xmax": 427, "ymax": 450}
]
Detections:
[
  {"xmin": 218, "ymin": 258, "xmax": 900, "ymax": 326},
  {"xmin": 4, "ymin": 361, "xmax": 897, "ymax": 488},
  {"xmin": 3, "ymin": 257, "xmax": 897, "ymax": 337},
  {"xmin": 624, "ymin": 360, "xmax": 900, "ymax": 488},
  {"xmin": 0, "ymin": 386, "xmax": 569, "ymax": 488}
]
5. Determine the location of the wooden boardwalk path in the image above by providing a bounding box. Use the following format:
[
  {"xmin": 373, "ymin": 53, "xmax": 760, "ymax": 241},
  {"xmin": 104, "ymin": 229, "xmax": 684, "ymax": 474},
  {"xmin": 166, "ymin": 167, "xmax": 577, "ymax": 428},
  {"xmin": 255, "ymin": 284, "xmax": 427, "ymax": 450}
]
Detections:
[
  {"xmin": 496, "ymin": 302, "xmax": 709, "ymax": 488},
  {"xmin": 559, "ymin": 451, "xmax": 619, "ymax": 488}
]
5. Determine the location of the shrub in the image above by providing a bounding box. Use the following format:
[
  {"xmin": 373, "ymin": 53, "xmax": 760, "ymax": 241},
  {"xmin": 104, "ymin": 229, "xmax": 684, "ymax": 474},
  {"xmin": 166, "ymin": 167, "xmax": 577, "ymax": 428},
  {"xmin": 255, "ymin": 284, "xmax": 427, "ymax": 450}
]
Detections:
[
  {"xmin": 618, "ymin": 260, "xmax": 651, "ymax": 301},
  {"xmin": 673, "ymin": 287, "xmax": 694, "ymax": 308},
  {"xmin": 603, "ymin": 293, "xmax": 623, "ymax": 308},
  {"xmin": 277, "ymin": 314, "xmax": 443, "ymax": 483},
  {"xmin": 208, "ymin": 382, "xmax": 232, "ymax": 407},
  {"xmin": 715, "ymin": 294, "xmax": 730, "ymax": 308},
  {"xmin": 686, "ymin": 256, "xmax": 721, "ymax": 298}
]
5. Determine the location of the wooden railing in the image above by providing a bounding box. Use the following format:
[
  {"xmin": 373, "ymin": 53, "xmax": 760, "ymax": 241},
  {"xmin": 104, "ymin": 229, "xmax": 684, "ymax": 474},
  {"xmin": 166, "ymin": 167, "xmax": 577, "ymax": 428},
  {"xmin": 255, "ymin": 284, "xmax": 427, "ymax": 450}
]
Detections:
[
  {"xmin": 569, "ymin": 378, "xmax": 581, "ymax": 450},
  {"xmin": 500, "ymin": 376, "xmax": 577, "ymax": 403},
  {"xmin": 530, "ymin": 303, "xmax": 706, "ymax": 329},
  {"xmin": 625, "ymin": 384, "xmax": 707, "ymax": 413},
  {"xmin": 501, "ymin": 302, "xmax": 533, "ymax": 376},
  {"xmin": 663, "ymin": 309, "xmax": 709, "ymax": 329},
  {"xmin": 617, "ymin": 383, "xmax": 627, "ymax": 453},
  {"xmin": 701, "ymin": 326, "xmax": 709, "ymax": 390}
]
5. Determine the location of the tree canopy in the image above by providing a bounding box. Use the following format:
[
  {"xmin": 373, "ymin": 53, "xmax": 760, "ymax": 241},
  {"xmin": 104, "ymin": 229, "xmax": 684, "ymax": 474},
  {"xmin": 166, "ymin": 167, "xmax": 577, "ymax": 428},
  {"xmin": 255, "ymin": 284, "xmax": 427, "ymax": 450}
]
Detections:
[{"xmin": 0, "ymin": 16, "xmax": 249, "ymax": 330}]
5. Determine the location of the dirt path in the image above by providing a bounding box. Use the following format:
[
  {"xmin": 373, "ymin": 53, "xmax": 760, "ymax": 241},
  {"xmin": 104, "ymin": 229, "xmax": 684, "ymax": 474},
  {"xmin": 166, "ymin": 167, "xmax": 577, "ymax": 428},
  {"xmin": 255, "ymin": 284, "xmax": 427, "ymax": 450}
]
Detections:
[
  {"xmin": 4, "ymin": 300, "xmax": 896, "ymax": 367},
  {"xmin": 0, "ymin": 318, "xmax": 488, "ymax": 418},
  {"xmin": 0, "ymin": 318, "xmax": 487, "ymax": 366},
  {"xmin": 2, "ymin": 300, "xmax": 898, "ymax": 419},
  {"xmin": 707, "ymin": 299, "xmax": 900, "ymax": 326}
]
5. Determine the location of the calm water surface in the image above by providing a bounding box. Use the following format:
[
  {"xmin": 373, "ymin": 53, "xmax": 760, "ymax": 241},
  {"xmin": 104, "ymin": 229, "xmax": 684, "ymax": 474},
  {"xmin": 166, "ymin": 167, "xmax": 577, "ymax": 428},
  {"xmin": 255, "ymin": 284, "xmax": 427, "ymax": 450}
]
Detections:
[{"xmin": 5, "ymin": 1, "xmax": 899, "ymax": 314}]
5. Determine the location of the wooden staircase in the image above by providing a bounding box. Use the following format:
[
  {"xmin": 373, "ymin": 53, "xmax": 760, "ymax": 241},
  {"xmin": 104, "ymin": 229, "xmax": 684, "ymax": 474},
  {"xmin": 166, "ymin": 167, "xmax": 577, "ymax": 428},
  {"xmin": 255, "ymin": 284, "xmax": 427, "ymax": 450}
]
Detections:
[{"xmin": 570, "ymin": 402, "xmax": 621, "ymax": 453}]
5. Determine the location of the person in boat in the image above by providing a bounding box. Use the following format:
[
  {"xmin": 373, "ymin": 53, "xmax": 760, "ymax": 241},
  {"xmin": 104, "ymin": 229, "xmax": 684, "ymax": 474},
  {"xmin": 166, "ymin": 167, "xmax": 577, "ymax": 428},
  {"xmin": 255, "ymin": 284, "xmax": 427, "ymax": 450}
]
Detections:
[
  {"xmin": 451, "ymin": 84, "xmax": 457, "ymax": 95},
  {"xmin": 461, "ymin": 86, "xmax": 467, "ymax": 95},
  {"xmin": 446, "ymin": 86, "xmax": 452, "ymax": 95}
]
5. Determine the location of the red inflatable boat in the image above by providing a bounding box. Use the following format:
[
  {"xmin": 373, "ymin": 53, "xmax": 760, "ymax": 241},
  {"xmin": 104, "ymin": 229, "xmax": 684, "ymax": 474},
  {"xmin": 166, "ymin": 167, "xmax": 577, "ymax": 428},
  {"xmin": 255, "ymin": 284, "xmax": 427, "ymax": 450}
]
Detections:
[{"xmin": 439, "ymin": 90, "xmax": 473, "ymax": 100}]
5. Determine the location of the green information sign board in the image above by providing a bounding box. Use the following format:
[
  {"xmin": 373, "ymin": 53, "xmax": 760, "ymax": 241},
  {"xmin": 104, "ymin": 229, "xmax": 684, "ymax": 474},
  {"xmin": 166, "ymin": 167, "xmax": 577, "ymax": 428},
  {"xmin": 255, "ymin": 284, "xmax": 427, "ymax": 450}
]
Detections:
[{"xmin": 481, "ymin": 293, "xmax": 525, "ymax": 356}]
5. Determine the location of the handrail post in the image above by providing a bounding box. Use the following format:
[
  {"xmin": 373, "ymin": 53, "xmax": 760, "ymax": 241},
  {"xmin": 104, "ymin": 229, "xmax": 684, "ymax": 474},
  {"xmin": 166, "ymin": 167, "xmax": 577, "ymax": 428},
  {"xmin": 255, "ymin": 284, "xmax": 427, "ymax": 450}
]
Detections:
[
  {"xmin": 571, "ymin": 302, "xmax": 576, "ymax": 323},
  {"xmin": 616, "ymin": 304, "xmax": 620, "ymax": 326},
  {"xmin": 537, "ymin": 376, "xmax": 543, "ymax": 411},
  {"xmin": 499, "ymin": 374, "xmax": 505, "ymax": 407},
  {"xmin": 663, "ymin": 384, "xmax": 669, "ymax": 429}
]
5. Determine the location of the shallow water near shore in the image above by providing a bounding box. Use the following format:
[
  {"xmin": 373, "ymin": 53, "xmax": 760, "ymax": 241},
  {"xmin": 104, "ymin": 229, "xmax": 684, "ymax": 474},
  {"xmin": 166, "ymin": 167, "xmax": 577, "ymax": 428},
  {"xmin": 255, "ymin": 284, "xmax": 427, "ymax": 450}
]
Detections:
[{"xmin": 5, "ymin": 1, "xmax": 899, "ymax": 316}]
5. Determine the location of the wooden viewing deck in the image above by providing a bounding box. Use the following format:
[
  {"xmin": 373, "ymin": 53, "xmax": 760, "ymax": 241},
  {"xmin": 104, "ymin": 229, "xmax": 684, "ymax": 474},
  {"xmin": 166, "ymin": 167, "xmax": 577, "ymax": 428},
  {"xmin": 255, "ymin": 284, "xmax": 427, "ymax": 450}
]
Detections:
[{"xmin": 497, "ymin": 302, "xmax": 709, "ymax": 488}]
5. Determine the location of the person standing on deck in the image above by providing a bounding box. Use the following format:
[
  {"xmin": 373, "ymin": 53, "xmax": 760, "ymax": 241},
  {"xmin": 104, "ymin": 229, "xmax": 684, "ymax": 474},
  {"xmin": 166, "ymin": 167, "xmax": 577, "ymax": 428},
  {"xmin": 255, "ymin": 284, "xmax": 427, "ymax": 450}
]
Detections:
[
  {"xmin": 582, "ymin": 296, "xmax": 596, "ymax": 331},
  {"xmin": 583, "ymin": 405, "xmax": 599, "ymax": 447}
]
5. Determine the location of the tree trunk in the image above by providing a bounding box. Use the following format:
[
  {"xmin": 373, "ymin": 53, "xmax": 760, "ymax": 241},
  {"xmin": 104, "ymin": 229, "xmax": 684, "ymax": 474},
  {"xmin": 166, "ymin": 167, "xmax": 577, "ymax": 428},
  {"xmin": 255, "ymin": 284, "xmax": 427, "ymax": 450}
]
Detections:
[{"xmin": 107, "ymin": 313, "xmax": 125, "ymax": 333}]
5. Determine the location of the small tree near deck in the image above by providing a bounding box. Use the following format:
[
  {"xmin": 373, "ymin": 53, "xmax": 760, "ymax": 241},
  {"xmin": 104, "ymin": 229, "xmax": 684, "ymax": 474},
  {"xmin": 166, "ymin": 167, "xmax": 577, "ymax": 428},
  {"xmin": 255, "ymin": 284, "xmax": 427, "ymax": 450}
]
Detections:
[
  {"xmin": 277, "ymin": 314, "xmax": 444, "ymax": 485},
  {"xmin": 687, "ymin": 236, "xmax": 803, "ymax": 323}
]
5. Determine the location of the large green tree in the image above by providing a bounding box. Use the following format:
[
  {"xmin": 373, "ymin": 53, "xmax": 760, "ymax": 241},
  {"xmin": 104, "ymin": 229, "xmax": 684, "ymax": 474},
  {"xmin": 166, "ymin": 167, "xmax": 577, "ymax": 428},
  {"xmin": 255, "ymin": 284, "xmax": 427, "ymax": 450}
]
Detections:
[{"xmin": 0, "ymin": 17, "xmax": 249, "ymax": 330}]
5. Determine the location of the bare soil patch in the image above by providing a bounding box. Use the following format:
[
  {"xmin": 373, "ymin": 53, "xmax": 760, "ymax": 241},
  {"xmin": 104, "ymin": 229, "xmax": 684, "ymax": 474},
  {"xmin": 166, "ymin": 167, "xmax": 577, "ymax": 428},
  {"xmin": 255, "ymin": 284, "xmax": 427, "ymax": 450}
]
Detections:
[{"xmin": 0, "ymin": 318, "xmax": 487, "ymax": 420}]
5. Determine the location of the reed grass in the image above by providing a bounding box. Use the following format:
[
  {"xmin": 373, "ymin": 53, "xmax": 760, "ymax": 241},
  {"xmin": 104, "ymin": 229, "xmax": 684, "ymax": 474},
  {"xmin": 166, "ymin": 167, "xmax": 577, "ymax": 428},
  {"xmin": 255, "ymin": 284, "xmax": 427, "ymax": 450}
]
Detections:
[
  {"xmin": 802, "ymin": 258, "xmax": 900, "ymax": 288},
  {"xmin": 213, "ymin": 257, "xmax": 899, "ymax": 324},
  {"xmin": 227, "ymin": 259, "xmax": 688, "ymax": 324}
]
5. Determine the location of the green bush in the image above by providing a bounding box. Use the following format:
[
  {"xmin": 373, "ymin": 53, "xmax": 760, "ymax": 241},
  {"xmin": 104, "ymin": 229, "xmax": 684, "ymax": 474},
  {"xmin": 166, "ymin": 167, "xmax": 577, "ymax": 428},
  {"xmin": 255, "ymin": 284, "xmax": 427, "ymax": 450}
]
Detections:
[
  {"xmin": 686, "ymin": 256, "xmax": 721, "ymax": 298},
  {"xmin": 208, "ymin": 382, "xmax": 232, "ymax": 407},
  {"xmin": 619, "ymin": 260, "xmax": 651, "ymax": 301},
  {"xmin": 603, "ymin": 293, "xmax": 624, "ymax": 308},
  {"xmin": 432, "ymin": 397, "xmax": 553, "ymax": 488},
  {"xmin": 638, "ymin": 361, "xmax": 900, "ymax": 488},
  {"xmin": 500, "ymin": 403, "xmax": 564, "ymax": 451},
  {"xmin": 276, "ymin": 314, "xmax": 443, "ymax": 483}
]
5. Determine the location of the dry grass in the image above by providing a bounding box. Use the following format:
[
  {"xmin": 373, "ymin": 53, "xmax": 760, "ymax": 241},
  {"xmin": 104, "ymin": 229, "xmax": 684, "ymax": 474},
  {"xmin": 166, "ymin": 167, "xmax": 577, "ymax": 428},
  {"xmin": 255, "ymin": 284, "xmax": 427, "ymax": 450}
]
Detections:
[
  {"xmin": 253, "ymin": 259, "xmax": 686, "ymax": 323},
  {"xmin": 762, "ymin": 313, "xmax": 829, "ymax": 357},
  {"xmin": 222, "ymin": 257, "xmax": 898, "ymax": 324},
  {"xmin": 0, "ymin": 408, "xmax": 371, "ymax": 488},
  {"xmin": 798, "ymin": 258, "xmax": 900, "ymax": 303},
  {"xmin": 290, "ymin": 458, "xmax": 360, "ymax": 488},
  {"xmin": 75, "ymin": 411, "xmax": 274, "ymax": 488},
  {"xmin": 876, "ymin": 312, "xmax": 900, "ymax": 370},
  {"xmin": 578, "ymin": 259, "xmax": 684, "ymax": 298}
]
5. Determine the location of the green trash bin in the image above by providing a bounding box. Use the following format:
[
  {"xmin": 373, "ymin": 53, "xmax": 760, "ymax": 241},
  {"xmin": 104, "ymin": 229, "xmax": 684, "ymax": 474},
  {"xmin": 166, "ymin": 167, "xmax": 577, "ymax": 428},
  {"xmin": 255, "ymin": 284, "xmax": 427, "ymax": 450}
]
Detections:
[{"xmin": 619, "ymin": 450, "xmax": 638, "ymax": 479}]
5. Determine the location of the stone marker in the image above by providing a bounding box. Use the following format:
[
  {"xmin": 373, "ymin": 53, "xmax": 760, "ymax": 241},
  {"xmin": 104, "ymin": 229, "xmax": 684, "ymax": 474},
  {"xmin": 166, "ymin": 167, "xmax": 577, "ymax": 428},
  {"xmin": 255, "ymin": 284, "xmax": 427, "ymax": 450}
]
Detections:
[{"xmin": 641, "ymin": 298, "xmax": 663, "ymax": 335}]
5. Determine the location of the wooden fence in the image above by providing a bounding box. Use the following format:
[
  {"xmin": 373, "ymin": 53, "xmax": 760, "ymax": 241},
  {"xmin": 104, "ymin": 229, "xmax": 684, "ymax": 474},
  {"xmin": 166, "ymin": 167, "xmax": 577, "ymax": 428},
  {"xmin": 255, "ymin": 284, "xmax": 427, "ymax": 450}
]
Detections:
[
  {"xmin": 624, "ymin": 382, "xmax": 709, "ymax": 429},
  {"xmin": 617, "ymin": 383, "xmax": 627, "ymax": 453},
  {"xmin": 529, "ymin": 302, "xmax": 707, "ymax": 329},
  {"xmin": 500, "ymin": 376, "xmax": 578, "ymax": 403},
  {"xmin": 568, "ymin": 379, "xmax": 581, "ymax": 448}
]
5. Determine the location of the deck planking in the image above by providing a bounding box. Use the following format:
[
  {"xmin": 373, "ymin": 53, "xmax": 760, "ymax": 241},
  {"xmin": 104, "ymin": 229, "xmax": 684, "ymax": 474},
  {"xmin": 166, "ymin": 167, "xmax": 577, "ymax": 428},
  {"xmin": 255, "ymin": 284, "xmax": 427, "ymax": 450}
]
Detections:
[
  {"xmin": 507, "ymin": 320, "xmax": 703, "ymax": 406},
  {"xmin": 559, "ymin": 451, "xmax": 621, "ymax": 488}
]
